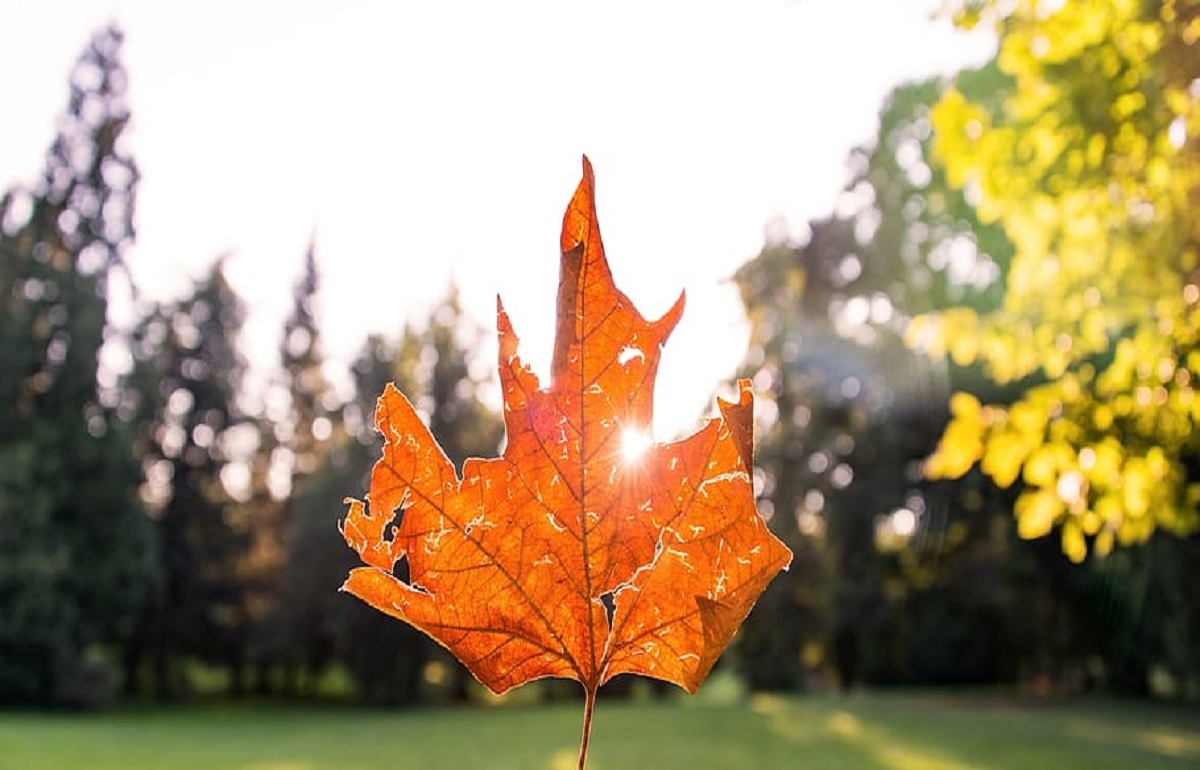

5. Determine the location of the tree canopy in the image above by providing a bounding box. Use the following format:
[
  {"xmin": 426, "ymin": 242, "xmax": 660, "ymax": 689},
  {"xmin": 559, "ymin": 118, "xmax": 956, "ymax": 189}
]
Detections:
[{"xmin": 912, "ymin": 0, "xmax": 1200, "ymax": 561}]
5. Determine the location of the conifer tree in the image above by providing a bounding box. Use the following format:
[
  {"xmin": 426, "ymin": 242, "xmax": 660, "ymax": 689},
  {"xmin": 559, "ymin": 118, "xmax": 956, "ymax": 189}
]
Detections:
[
  {"xmin": 0, "ymin": 25, "xmax": 154, "ymax": 705},
  {"xmin": 128, "ymin": 262, "xmax": 250, "ymax": 697}
]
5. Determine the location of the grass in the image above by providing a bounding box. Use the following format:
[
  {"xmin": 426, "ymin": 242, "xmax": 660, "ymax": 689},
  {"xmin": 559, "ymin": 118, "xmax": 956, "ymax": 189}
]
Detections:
[{"xmin": 0, "ymin": 690, "xmax": 1197, "ymax": 770}]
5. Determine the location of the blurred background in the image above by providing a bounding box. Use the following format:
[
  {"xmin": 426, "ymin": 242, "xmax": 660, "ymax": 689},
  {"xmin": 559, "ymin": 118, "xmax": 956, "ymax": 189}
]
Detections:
[{"xmin": 0, "ymin": 0, "xmax": 1198, "ymax": 765}]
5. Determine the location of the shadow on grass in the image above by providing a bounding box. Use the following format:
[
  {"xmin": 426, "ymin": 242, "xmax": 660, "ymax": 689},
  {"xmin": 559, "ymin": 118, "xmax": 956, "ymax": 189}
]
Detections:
[
  {"xmin": 1063, "ymin": 712, "xmax": 1200, "ymax": 761},
  {"xmin": 747, "ymin": 693, "xmax": 986, "ymax": 770},
  {"xmin": 746, "ymin": 691, "xmax": 1200, "ymax": 770}
]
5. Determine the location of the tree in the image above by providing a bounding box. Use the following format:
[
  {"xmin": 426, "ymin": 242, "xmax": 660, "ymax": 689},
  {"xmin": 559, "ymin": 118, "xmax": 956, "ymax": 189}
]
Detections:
[
  {"xmin": 127, "ymin": 261, "xmax": 251, "ymax": 698},
  {"xmin": 247, "ymin": 239, "xmax": 337, "ymax": 693},
  {"xmin": 839, "ymin": 68, "xmax": 1013, "ymax": 317},
  {"xmin": 915, "ymin": 0, "xmax": 1200, "ymax": 560},
  {"xmin": 731, "ymin": 219, "xmax": 1006, "ymax": 690},
  {"xmin": 822, "ymin": 73, "xmax": 1034, "ymax": 687},
  {"xmin": 283, "ymin": 285, "xmax": 503, "ymax": 704},
  {"xmin": 0, "ymin": 25, "xmax": 155, "ymax": 706},
  {"xmin": 276, "ymin": 239, "xmax": 336, "ymax": 489},
  {"xmin": 282, "ymin": 333, "xmax": 406, "ymax": 701},
  {"xmin": 731, "ymin": 73, "xmax": 1058, "ymax": 691}
]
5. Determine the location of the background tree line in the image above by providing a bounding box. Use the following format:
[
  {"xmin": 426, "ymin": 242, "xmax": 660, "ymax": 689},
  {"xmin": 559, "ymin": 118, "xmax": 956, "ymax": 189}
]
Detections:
[
  {"xmin": 734, "ymin": 0, "xmax": 1200, "ymax": 699},
  {"xmin": 0, "ymin": 26, "xmax": 502, "ymax": 707},
  {"xmin": 1, "ymin": 4, "xmax": 1197, "ymax": 708}
]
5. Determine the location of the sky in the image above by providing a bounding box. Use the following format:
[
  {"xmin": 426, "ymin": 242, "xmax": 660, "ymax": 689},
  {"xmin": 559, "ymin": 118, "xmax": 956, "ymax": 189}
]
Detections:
[{"xmin": 1, "ymin": 0, "xmax": 994, "ymax": 440}]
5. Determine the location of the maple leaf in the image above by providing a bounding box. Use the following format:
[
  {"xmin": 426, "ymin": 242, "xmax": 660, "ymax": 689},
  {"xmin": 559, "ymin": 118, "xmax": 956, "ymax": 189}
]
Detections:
[{"xmin": 341, "ymin": 156, "xmax": 791, "ymax": 768}]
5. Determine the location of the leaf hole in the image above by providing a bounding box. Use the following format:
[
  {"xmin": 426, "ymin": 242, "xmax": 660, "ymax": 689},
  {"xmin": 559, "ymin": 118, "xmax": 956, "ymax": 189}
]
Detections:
[
  {"xmin": 600, "ymin": 591, "xmax": 616, "ymax": 628},
  {"xmin": 617, "ymin": 346, "xmax": 645, "ymax": 366},
  {"xmin": 391, "ymin": 555, "xmax": 411, "ymax": 584}
]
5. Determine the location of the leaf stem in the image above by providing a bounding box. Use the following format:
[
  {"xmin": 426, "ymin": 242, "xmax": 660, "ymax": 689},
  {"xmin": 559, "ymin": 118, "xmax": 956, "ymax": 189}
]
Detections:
[{"xmin": 577, "ymin": 685, "xmax": 597, "ymax": 770}]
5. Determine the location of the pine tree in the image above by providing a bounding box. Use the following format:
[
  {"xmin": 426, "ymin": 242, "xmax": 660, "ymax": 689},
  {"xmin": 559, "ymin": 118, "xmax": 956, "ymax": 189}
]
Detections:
[
  {"xmin": 127, "ymin": 262, "xmax": 250, "ymax": 698},
  {"xmin": 252, "ymin": 239, "xmax": 336, "ymax": 693},
  {"xmin": 0, "ymin": 25, "xmax": 154, "ymax": 706},
  {"xmin": 283, "ymin": 286, "xmax": 503, "ymax": 703}
]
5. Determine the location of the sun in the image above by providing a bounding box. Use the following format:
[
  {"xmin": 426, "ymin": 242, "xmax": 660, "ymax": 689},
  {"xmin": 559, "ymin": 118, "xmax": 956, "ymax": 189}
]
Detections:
[{"xmin": 619, "ymin": 427, "xmax": 653, "ymax": 465}]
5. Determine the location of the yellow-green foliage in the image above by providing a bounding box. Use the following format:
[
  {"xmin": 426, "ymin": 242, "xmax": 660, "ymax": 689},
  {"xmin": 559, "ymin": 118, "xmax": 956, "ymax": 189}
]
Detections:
[{"xmin": 911, "ymin": 0, "xmax": 1200, "ymax": 560}]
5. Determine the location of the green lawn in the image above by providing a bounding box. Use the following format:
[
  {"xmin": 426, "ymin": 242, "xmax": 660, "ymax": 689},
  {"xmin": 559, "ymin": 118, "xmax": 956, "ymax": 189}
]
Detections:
[{"xmin": 0, "ymin": 691, "xmax": 1196, "ymax": 770}]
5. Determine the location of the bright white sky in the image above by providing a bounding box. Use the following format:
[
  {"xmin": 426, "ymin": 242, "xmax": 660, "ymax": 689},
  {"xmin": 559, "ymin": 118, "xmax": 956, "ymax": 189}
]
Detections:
[{"xmin": 1, "ymin": 1, "xmax": 993, "ymax": 440}]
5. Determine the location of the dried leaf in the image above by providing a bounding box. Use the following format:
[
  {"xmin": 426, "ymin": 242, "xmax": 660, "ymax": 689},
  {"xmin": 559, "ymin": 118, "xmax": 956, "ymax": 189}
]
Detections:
[{"xmin": 341, "ymin": 156, "xmax": 791, "ymax": 765}]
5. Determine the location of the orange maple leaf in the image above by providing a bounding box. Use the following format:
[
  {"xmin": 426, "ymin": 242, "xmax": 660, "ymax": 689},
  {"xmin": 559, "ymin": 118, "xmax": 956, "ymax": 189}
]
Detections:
[{"xmin": 341, "ymin": 157, "xmax": 791, "ymax": 767}]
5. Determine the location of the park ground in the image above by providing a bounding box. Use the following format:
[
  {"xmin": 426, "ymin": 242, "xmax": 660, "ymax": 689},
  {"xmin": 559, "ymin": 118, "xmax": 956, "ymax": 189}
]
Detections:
[{"xmin": 0, "ymin": 689, "xmax": 1197, "ymax": 770}]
